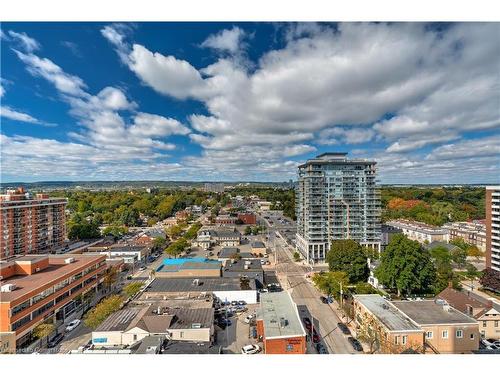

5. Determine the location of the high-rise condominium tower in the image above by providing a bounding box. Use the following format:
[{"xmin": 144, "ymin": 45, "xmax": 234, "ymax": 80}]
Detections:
[
  {"xmin": 0, "ymin": 187, "xmax": 67, "ymax": 259},
  {"xmin": 295, "ymin": 153, "xmax": 381, "ymax": 263},
  {"xmin": 486, "ymin": 186, "xmax": 500, "ymax": 272}
]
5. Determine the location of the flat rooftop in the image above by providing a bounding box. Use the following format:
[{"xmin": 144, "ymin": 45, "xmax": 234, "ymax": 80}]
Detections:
[
  {"xmin": 258, "ymin": 291, "xmax": 306, "ymax": 339},
  {"xmin": 0, "ymin": 254, "xmax": 106, "ymax": 303},
  {"xmin": 392, "ymin": 300, "xmax": 479, "ymax": 325},
  {"xmin": 146, "ymin": 277, "xmax": 256, "ymax": 293},
  {"xmin": 161, "ymin": 340, "xmax": 222, "ymax": 354},
  {"xmin": 223, "ymin": 259, "xmax": 263, "ymax": 272},
  {"xmin": 354, "ymin": 295, "xmax": 422, "ymax": 332}
]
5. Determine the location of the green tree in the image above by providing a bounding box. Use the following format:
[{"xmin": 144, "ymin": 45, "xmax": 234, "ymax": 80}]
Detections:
[
  {"xmin": 33, "ymin": 323, "xmax": 55, "ymax": 345},
  {"xmin": 67, "ymin": 221, "xmax": 100, "ymax": 240},
  {"xmin": 312, "ymin": 271, "xmax": 349, "ymax": 300},
  {"xmin": 244, "ymin": 226, "xmax": 252, "ymax": 235},
  {"xmin": 293, "ymin": 252, "xmax": 301, "ymax": 262},
  {"xmin": 123, "ymin": 282, "xmax": 144, "ymax": 298},
  {"xmin": 167, "ymin": 224, "xmax": 184, "ymax": 240},
  {"xmin": 354, "ymin": 282, "xmax": 378, "ymax": 294},
  {"xmin": 152, "ymin": 237, "xmax": 167, "ymax": 251},
  {"xmin": 84, "ymin": 295, "xmax": 123, "ymax": 329},
  {"xmin": 165, "ymin": 238, "xmax": 188, "ymax": 258},
  {"xmin": 375, "ymin": 234, "xmax": 436, "ymax": 297},
  {"xmin": 102, "ymin": 225, "xmax": 128, "ymax": 238},
  {"xmin": 430, "ymin": 246, "xmax": 456, "ymax": 293},
  {"xmin": 450, "ymin": 246, "xmax": 467, "ymax": 268},
  {"xmin": 326, "ymin": 240, "xmax": 369, "ymax": 283},
  {"xmin": 102, "ymin": 267, "xmax": 119, "ymax": 291}
]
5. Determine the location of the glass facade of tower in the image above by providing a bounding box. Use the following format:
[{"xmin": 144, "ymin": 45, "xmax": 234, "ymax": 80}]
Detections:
[{"xmin": 295, "ymin": 153, "xmax": 381, "ymax": 263}]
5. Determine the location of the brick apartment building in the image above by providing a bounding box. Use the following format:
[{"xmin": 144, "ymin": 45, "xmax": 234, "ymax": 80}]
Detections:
[
  {"xmin": 237, "ymin": 212, "xmax": 257, "ymax": 225},
  {"xmin": 256, "ymin": 291, "xmax": 306, "ymax": 354},
  {"xmin": 0, "ymin": 254, "xmax": 107, "ymax": 351},
  {"xmin": 353, "ymin": 294, "xmax": 479, "ymax": 354},
  {"xmin": 0, "ymin": 187, "xmax": 68, "ymax": 260}
]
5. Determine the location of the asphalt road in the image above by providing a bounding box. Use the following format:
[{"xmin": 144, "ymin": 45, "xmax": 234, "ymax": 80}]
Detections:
[{"xmin": 265, "ymin": 215, "xmax": 358, "ymax": 354}]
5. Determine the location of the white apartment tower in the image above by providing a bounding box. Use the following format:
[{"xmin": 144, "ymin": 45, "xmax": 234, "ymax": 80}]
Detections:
[
  {"xmin": 486, "ymin": 186, "xmax": 500, "ymax": 272},
  {"xmin": 295, "ymin": 153, "xmax": 381, "ymax": 263}
]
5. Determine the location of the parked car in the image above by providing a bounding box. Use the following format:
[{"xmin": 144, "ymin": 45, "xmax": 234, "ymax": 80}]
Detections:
[
  {"xmin": 312, "ymin": 328, "xmax": 321, "ymax": 343},
  {"xmin": 302, "ymin": 317, "xmax": 312, "ymax": 331},
  {"xmin": 337, "ymin": 322, "xmax": 351, "ymax": 335},
  {"xmin": 320, "ymin": 296, "xmax": 328, "ymax": 304},
  {"xmin": 65, "ymin": 319, "xmax": 81, "ymax": 332},
  {"xmin": 486, "ymin": 344, "xmax": 500, "ymax": 350},
  {"xmin": 315, "ymin": 343, "xmax": 328, "ymax": 354},
  {"xmin": 482, "ymin": 338, "xmax": 496, "ymax": 346},
  {"xmin": 47, "ymin": 333, "xmax": 64, "ymax": 348},
  {"xmin": 241, "ymin": 344, "xmax": 261, "ymax": 354},
  {"xmin": 244, "ymin": 314, "xmax": 255, "ymax": 324},
  {"xmin": 251, "ymin": 327, "xmax": 258, "ymax": 339},
  {"xmin": 235, "ymin": 306, "xmax": 247, "ymax": 313},
  {"xmin": 237, "ymin": 300, "xmax": 246, "ymax": 306},
  {"xmin": 348, "ymin": 337, "xmax": 363, "ymax": 352},
  {"xmin": 126, "ymin": 275, "xmax": 133, "ymax": 280},
  {"xmin": 139, "ymin": 266, "xmax": 147, "ymax": 271},
  {"xmin": 259, "ymin": 288, "xmax": 269, "ymax": 293},
  {"xmin": 231, "ymin": 301, "xmax": 238, "ymax": 306}
]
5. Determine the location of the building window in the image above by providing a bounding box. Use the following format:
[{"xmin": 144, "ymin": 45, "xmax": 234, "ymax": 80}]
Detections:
[
  {"xmin": 394, "ymin": 336, "xmax": 399, "ymax": 345},
  {"xmin": 286, "ymin": 344, "xmax": 293, "ymax": 352},
  {"xmin": 456, "ymin": 330, "xmax": 463, "ymax": 339},
  {"xmin": 133, "ymin": 334, "xmax": 137, "ymax": 341},
  {"xmin": 426, "ymin": 331, "xmax": 433, "ymax": 339},
  {"xmin": 402, "ymin": 336, "xmax": 407, "ymax": 345},
  {"xmin": 470, "ymin": 333, "xmax": 474, "ymax": 340},
  {"xmin": 483, "ymin": 321, "xmax": 487, "ymax": 327},
  {"xmin": 481, "ymin": 330, "xmax": 485, "ymax": 338},
  {"xmin": 495, "ymin": 321, "xmax": 499, "ymax": 328},
  {"xmin": 442, "ymin": 330, "xmax": 448, "ymax": 339}
]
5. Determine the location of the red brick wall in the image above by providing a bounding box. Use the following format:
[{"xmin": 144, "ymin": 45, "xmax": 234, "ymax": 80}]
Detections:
[{"xmin": 238, "ymin": 213, "xmax": 257, "ymax": 225}]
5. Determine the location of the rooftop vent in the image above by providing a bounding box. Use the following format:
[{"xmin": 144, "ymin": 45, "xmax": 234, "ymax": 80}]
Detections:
[
  {"xmin": 443, "ymin": 304, "xmax": 452, "ymax": 312},
  {"xmin": 382, "ymin": 304, "xmax": 389, "ymax": 310},
  {"xmin": 279, "ymin": 317, "xmax": 288, "ymax": 328},
  {"xmin": 64, "ymin": 257, "xmax": 75, "ymax": 264},
  {"xmin": 191, "ymin": 323, "xmax": 202, "ymax": 329},
  {"xmin": 1, "ymin": 283, "xmax": 16, "ymax": 292}
]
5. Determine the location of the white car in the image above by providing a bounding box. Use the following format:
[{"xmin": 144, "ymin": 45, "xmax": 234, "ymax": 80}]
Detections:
[
  {"xmin": 65, "ymin": 319, "xmax": 81, "ymax": 332},
  {"xmin": 241, "ymin": 344, "xmax": 260, "ymax": 354},
  {"xmin": 244, "ymin": 314, "xmax": 255, "ymax": 324}
]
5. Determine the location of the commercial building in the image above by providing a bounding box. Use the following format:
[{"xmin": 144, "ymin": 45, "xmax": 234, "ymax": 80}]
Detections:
[
  {"xmin": 353, "ymin": 294, "xmax": 425, "ymax": 354},
  {"xmin": 486, "ymin": 186, "xmax": 500, "ymax": 272},
  {"xmin": 256, "ymin": 291, "xmax": 306, "ymax": 354},
  {"xmin": 442, "ymin": 221, "xmax": 486, "ymax": 251},
  {"xmin": 85, "ymin": 244, "xmax": 150, "ymax": 264},
  {"xmin": 437, "ymin": 286, "xmax": 500, "ymax": 340},
  {"xmin": 0, "ymin": 254, "xmax": 107, "ymax": 351},
  {"xmin": 194, "ymin": 227, "xmax": 241, "ymax": 249},
  {"xmin": 222, "ymin": 259, "xmax": 264, "ymax": 287},
  {"xmin": 295, "ymin": 153, "xmax": 381, "ymax": 263},
  {"xmin": 215, "ymin": 215, "xmax": 237, "ymax": 226},
  {"xmin": 353, "ymin": 294, "xmax": 480, "ymax": 354},
  {"xmin": 237, "ymin": 212, "xmax": 257, "ymax": 225},
  {"xmin": 386, "ymin": 219, "xmax": 449, "ymax": 244},
  {"xmin": 392, "ymin": 300, "xmax": 479, "ymax": 354},
  {"xmin": 217, "ymin": 247, "xmax": 255, "ymax": 264},
  {"xmin": 143, "ymin": 277, "xmax": 258, "ymax": 304},
  {"xmin": 0, "ymin": 187, "xmax": 68, "ymax": 259},
  {"xmin": 257, "ymin": 201, "xmax": 272, "ymax": 212},
  {"xmin": 155, "ymin": 258, "xmax": 222, "ymax": 278},
  {"xmin": 92, "ymin": 303, "xmax": 214, "ymax": 347}
]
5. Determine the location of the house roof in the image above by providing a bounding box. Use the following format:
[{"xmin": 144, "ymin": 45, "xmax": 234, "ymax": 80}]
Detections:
[
  {"xmin": 95, "ymin": 306, "xmax": 148, "ymax": 332},
  {"xmin": 436, "ymin": 287, "xmax": 488, "ymax": 318}
]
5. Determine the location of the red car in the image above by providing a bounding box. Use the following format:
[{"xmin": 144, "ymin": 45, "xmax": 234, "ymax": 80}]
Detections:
[
  {"xmin": 302, "ymin": 317, "xmax": 312, "ymax": 331},
  {"xmin": 312, "ymin": 329, "xmax": 321, "ymax": 343}
]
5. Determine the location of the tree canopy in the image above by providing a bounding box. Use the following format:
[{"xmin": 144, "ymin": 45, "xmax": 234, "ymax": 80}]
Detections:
[
  {"xmin": 84, "ymin": 295, "xmax": 123, "ymax": 329},
  {"xmin": 375, "ymin": 234, "xmax": 436, "ymax": 296},
  {"xmin": 326, "ymin": 240, "xmax": 369, "ymax": 283}
]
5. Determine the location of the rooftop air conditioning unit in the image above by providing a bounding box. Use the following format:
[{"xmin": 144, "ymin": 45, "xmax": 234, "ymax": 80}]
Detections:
[
  {"xmin": 1, "ymin": 283, "xmax": 16, "ymax": 292},
  {"xmin": 244, "ymin": 265, "xmax": 249, "ymax": 270},
  {"xmin": 443, "ymin": 304, "xmax": 452, "ymax": 312},
  {"xmin": 65, "ymin": 257, "xmax": 75, "ymax": 264},
  {"xmin": 192, "ymin": 278, "xmax": 200, "ymax": 286},
  {"xmin": 279, "ymin": 318, "xmax": 288, "ymax": 328}
]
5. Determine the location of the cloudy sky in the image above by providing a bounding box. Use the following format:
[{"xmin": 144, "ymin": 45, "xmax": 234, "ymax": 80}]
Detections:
[{"xmin": 1, "ymin": 22, "xmax": 499, "ymax": 183}]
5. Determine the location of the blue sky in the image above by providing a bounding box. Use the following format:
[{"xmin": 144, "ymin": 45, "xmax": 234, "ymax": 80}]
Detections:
[{"xmin": 1, "ymin": 22, "xmax": 499, "ymax": 183}]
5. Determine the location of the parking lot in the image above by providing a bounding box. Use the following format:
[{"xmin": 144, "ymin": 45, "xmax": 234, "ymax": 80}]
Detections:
[{"xmin": 215, "ymin": 303, "xmax": 260, "ymax": 354}]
